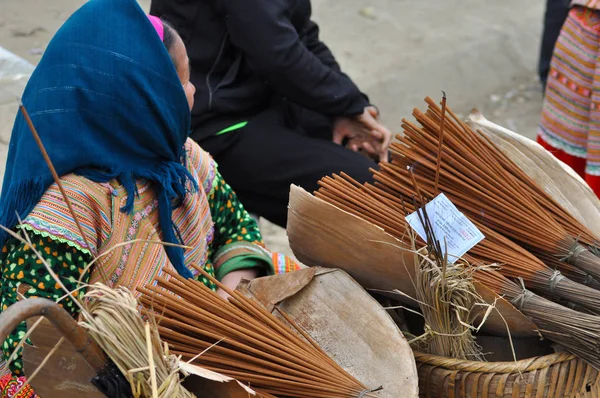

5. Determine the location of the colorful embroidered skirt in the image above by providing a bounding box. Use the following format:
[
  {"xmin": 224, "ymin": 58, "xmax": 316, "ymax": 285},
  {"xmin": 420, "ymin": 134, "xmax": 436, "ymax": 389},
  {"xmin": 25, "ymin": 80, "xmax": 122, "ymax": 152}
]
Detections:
[
  {"xmin": 538, "ymin": 6, "xmax": 600, "ymax": 196},
  {"xmin": 0, "ymin": 374, "xmax": 36, "ymax": 398}
]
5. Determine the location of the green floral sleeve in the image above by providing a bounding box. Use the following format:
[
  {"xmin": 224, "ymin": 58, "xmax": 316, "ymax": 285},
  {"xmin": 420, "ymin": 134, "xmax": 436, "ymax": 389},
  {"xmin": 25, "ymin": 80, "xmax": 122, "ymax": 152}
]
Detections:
[
  {"xmin": 208, "ymin": 169, "xmax": 263, "ymax": 247},
  {"xmin": 206, "ymin": 169, "xmax": 274, "ymax": 280},
  {"xmin": 0, "ymin": 233, "xmax": 91, "ymax": 375}
]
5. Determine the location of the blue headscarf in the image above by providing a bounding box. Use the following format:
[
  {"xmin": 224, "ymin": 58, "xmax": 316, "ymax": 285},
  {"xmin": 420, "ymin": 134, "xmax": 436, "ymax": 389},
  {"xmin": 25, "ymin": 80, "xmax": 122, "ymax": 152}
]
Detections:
[{"xmin": 0, "ymin": 0, "xmax": 196, "ymax": 278}]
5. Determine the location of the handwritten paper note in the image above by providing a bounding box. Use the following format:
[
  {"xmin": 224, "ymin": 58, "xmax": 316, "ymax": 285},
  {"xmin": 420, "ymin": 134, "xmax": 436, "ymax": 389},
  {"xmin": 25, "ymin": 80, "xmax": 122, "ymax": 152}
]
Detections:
[{"xmin": 405, "ymin": 193, "xmax": 485, "ymax": 264}]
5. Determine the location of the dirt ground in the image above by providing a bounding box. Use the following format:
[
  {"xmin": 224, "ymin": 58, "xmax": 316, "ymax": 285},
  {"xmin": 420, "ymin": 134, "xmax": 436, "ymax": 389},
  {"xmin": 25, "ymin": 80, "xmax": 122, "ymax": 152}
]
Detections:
[{"xmin": 0, "ymin": 0, "xmax": 546, "ymax": 258}]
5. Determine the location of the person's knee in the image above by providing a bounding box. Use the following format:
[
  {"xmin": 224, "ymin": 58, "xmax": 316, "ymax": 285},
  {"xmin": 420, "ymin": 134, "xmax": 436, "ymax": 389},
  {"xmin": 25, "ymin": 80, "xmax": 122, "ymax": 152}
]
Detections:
[
  {"xmin": 318, "ymin": 152, "xmax": 377, "ymax": 187},
  {"xmin": 347, "ymin": 159, "xmax": 376, "ymax": 184}
]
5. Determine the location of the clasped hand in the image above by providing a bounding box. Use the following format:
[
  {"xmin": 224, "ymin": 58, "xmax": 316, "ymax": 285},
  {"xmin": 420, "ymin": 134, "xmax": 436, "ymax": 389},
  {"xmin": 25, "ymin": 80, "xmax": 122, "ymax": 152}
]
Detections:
[{"xmin": 332, "ymin": 106, "xmax": 393, "ymax": 162}]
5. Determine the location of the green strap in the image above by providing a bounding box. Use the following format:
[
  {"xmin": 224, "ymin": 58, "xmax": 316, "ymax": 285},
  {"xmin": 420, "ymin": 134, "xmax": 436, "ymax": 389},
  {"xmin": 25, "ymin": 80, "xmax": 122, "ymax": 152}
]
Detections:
[
  {"xmin": 213, "ymin": 241, "xmax": 274, "ymax": 281},
  {"xmin": 216, "ymin": 254, "xmax": 273, "ymax": 281},
  {"xmin": 215, "ymin": 121, "xmax": 249, "ymax": 136}
]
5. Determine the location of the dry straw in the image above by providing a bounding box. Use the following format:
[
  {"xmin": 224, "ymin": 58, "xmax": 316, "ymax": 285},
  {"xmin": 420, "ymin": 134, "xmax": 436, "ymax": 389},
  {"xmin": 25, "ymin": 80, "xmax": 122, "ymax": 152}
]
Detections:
[
  {"xmin": 400, "ymin": 183, "xmax": 487, "ymax": 361},
  {"xmin": 80, "ymin": 284, "xmax": 196, "ymax": 398},
  {"xmin": 408, "ymin": 240, "xmax": 487, "ymax": 361}
]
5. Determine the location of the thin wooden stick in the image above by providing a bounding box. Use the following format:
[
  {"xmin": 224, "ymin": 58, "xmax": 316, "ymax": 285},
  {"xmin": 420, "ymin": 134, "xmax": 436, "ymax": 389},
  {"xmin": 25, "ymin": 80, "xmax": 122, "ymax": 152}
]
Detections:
[
  {"xmin": 433, "ymin": 91, "xmax": 446, "ymax": 195},
  {"xmin": 18, "ymin": 102, "xmax": 108, "ymax": 283},
  {"xmin": 145, "ymin": 323, "xmax": 158, "ymax": 398},
  {"xmin": 18, "ymin": 103, "xmax": 91, "ymax": 253}
]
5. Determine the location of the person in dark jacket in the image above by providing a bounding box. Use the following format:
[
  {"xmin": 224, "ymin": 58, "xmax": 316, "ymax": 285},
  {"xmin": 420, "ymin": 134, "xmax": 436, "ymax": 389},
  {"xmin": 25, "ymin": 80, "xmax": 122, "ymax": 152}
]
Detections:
[
  {"xmin": 538, "ymin": 0, "xmax": 570, "ymax": 88},
  {"xmin": 150, "ymin": 0, "xmax": 392, "ymax": 227}
]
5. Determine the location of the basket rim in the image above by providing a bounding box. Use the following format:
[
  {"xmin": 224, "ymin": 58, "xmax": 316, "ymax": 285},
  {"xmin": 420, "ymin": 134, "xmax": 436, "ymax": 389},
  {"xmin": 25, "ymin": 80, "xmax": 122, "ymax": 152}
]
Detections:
[{"xmin": 413, "ymin": 350, "xmax": 577, "ymax": 373}]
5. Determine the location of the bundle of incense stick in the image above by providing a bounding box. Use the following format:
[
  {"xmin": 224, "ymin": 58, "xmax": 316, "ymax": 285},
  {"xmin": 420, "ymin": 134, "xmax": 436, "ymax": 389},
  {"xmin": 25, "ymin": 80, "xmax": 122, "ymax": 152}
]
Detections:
[
  {"xmin": 409, "ymin": 99, "xmax": 600, "ymax": 269},
  {"xmin": 364, "ymin": 161, "xmax": 600, "ymax": 291},
  {"xmin": 460, "ymin": 107, "xmax": 600, "ymax": 248},
  {"xmin": 138, "ymin": 268, "xmax": 379, "ymax": 398},
  {"xmin": 316, "ymin": 173, "xmax": 600, "ymax": 313},
  {"xmin": 386, "ymin": 98, "xmax": 600, "ymax": 283},
  {"xmin": 315, "ymin": 174, "xmax": 600, "ymax": 368}
]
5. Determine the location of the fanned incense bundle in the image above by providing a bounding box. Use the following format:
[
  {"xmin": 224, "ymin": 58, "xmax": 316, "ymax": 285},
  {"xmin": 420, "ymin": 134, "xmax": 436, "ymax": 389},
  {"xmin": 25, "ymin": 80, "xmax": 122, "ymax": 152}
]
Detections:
[
  {"xmin": 315, "ymin": 175, "xmax": 600, "ymax": 369},
  {"xmin": 368, "ymin": 163, "xmax": 600, "ymax": 291},
  {"xmin": 316, "ymin": 173, "xmax": 600, "ymax": 313},
  {"xmin": 138, "ymin": 268, "xmax": 379, "ymax": 398},
  {"xmin": 465, "ymin": 109, "xmax": 600, "ymax": 247},
  {"xmin": 387, "ymin": 98, "xmax": 600, "ymax": 283}
]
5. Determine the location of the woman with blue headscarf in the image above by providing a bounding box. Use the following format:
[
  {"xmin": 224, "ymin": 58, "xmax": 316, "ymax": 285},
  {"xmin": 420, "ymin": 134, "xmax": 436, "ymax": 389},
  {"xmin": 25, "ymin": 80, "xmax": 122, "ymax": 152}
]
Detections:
[{"xmin": 0, "ymin": 0, "xmax": 299, "ymax": 394}]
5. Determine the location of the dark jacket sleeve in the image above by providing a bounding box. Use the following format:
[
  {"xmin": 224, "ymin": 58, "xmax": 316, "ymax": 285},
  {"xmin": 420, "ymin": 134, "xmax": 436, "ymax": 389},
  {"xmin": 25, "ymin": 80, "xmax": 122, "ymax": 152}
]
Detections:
[
  {"xmin": 214, "ymin": 0, "xmax": 369, "ymax": 116},
  {"xmin": 303, "ymin": 20, "xmax": 372, "ymax": 106},
  {"xmin": 303, "ymin": 20, "xmax": 341, "ymax": 72}
]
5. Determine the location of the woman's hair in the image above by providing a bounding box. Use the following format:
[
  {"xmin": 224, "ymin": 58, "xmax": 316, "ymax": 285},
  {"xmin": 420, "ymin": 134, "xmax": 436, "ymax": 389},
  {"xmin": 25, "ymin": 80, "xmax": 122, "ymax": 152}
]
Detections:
[{"xmin": 161, "ymin": 20, "xmax": 179, "ymax": 69}]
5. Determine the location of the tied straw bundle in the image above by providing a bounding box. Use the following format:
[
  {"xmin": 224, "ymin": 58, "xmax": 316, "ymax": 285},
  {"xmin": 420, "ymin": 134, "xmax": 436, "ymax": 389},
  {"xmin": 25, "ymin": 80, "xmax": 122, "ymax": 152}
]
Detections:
[
  {"xmin": 80, "ymin": 284, "xmax": 196, "ymax": 398},
  {"xmin": 138, "ymin": 266, "xmax": 382, "ymax": 398},
  {"xmin": 406, "ymin": 195, "xmax": 486, "ymax": 361}
]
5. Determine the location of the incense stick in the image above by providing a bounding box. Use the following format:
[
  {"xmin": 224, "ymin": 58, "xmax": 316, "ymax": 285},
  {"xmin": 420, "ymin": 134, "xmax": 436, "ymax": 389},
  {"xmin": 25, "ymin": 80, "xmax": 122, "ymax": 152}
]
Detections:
[
  {"xmin": 18, "ymin": 103, "xmax": 91, "ymax": 254},
  {"xmin": 433, "ymin": 91, "xmax": 446, "ymax": 195}
]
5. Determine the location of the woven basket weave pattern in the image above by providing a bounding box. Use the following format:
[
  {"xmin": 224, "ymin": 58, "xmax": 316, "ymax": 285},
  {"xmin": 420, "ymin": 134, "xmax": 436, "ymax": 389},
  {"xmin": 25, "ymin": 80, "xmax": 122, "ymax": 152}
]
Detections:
[{"xmin": 415, "ymin": 352, "xmax": 600, "ymax": 397}]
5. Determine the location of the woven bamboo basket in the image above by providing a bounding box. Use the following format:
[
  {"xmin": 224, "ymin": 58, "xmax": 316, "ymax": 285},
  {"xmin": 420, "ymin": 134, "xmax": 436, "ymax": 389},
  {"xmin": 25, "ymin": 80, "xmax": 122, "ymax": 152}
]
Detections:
[{"xmin": 414, "ymin": 351, "xmax": 600, "ymax": 398}]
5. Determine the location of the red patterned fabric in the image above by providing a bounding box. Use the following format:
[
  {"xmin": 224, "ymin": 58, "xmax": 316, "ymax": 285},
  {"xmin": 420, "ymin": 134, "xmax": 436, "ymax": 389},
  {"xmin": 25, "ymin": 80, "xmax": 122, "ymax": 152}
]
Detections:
[
  {"xmin": 272, "ymin": 252, "xmax": 302, "ymax": 274},
  {"xmin": 537, "ymin": 6, "xmax": 600, "ymax": 198},
  {"xmin": 0, "ymin": 374, "xmax": 37, "ymax": 398},
  {"xmin": 538, "ymin": 135, "xmax": 600, "ymax": 196}
]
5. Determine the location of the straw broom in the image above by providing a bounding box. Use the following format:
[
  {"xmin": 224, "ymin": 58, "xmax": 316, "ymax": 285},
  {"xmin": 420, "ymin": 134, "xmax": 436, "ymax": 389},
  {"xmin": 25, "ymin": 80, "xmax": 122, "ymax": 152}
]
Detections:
[
  {"xmin": 138, "ymin": 266, "xmax": 381, "ymax": 398},
  {"xmin": 316, "ymin": 173, "xmax": 600, "ymax": 313}
]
